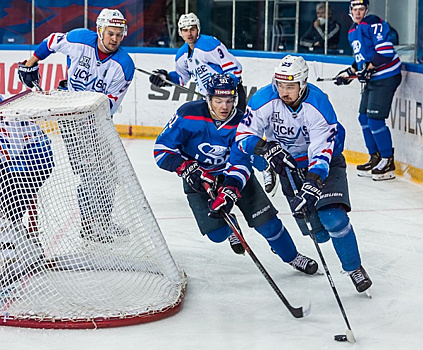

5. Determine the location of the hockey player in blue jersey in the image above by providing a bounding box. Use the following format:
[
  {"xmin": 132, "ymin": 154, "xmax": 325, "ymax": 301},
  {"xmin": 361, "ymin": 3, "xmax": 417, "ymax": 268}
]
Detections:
[
  {"xmin": 0, "ymin": 94, "xmax": 54, "ymax": 288},
  {"xmin": 334, "ymin": 0, "xmax": 401, "ymax": 181},
  {"xmin": 17, "ymin": 9, "xmax": 135, "ymax": 243},
  {"xmin": 154, "ymin": 73, "xmax": 318, "ymax": 275},
  {"xmin": 235, "ymin": 55, "xmax": 372, "ymax": 293}
]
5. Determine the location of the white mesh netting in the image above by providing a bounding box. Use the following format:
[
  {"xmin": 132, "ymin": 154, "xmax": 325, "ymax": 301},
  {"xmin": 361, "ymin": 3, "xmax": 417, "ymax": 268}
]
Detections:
[{"xmin": 0, "ymin": 91, "xmax": 186, "ymax": 328}]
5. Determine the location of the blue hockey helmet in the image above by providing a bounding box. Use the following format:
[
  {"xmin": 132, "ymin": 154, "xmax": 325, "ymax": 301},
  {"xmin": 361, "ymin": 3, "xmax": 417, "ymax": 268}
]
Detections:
[{"xmin": 206, "ymin": 74, "xmax": 237, "ymax": 99}]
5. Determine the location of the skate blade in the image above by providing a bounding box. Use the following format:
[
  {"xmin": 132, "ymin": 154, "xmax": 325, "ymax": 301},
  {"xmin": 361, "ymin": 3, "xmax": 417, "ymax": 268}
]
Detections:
[
  {"xmin": 357, "ymin": 170, "xmax": 372, "ymax": 177},
  {"xmin": 365, "ymin": 288, "xmax": 372, "ymax": 298},
  {"xmin": 372, "ymin": 171, "xmax": 396, "ymax": 181}
]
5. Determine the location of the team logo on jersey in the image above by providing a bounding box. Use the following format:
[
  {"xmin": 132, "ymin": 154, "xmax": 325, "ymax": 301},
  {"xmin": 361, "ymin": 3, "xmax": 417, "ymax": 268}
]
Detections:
[
  {"xmin": 79, "ymin": 56, "xmax": 91, "ymax": 69},
  {"xmin": 197, "ymin": 143, "xmax": 228, "ymax": 165},
  {"xmin": 352, "ymin": 40, "xmax": 361, "ymax": 54},
  {"xmin": 271, "ymin": 111, "xmax": 284, "ymax": 123}
]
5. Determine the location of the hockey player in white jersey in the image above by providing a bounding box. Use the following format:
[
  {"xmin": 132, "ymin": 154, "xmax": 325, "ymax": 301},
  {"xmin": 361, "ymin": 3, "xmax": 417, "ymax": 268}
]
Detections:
[
  {"xmin": 17, "ymin": 9, "xmax": 134, "ymax": 243},
  {"xmin": 149, "ymin": 13, "xmax": 246, "ymax": 111},
  {"xmin": 236, "ymin": 55, "xmax": 372, "ymax": 293},
  {"xmin": 149, "ymin": 12, "xmax": 279, "ymax": 196},
  {"xmin": 17, "ymin": 8, "xmax": 134, "ymax": 114}
]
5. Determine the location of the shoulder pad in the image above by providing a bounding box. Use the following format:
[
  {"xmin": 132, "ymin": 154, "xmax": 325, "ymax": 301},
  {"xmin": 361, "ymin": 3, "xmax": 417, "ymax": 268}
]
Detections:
[
  {"xmin": 112, "ymin": 48, "xmax": 135, "ymax": 80},
  {"xmin": 177, "ymin": 100, "xmax": 208, "ymax": 118},
  {"xmin": 362, "ymin": 15, "xmax": 382, "ymax": 25},
  {"xmin": 247, "ymin": 84, "xmax": 278, "ymax": 110},
  {"xmin": 67, "ymin": 28, "xmax": 97, "ymax": 45},
  {"xmin": 195, "ymin": 35, "xmax": 221, "ymax": 52},
  {"xmin": 175, "ymin": 43, "xmax": 189, "ymax": 60}
]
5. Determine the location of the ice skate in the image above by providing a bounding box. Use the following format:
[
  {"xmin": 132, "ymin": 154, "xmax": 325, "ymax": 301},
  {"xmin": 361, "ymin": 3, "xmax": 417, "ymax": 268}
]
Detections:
[
  {"xmin": 228, "ymin": 233, "xmax": 245, "ymax": 255},
  {"xmin": 357, "ymin": 152, "xmax": 381, "ymax": 177},
  {"xmin": 289, "ymin": 253, "xmax": 318, "ymax": 275},
  {"xmin": 372, "ymin": 156, "xmax": 396, "ymax": 181},
  {"xmin": 80, "ymin": 218, "xmax": 130, "ymax": 244},
  {"xmin": 349, "ymin": 265, "xmax": 372, "ymax": 293},
  {"xmin": 263, "ymin": 167, "xmax": 279, "ymax": 197},
  {"xmin": 80, "ymin": 220, "xmax": 115, "ymax": 243}
]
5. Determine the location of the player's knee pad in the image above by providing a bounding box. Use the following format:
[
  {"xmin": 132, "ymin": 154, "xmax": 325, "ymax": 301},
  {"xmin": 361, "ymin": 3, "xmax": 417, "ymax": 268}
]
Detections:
[
  {"xmin": 318, "ymin": 206, "xmax": 351, "ymax": 239},
  {"xmin": 254, "ymin": 216, "xmax": 283, "ymax": 240},
  {"xmin": 314, "ymin": 229, "xmax": 330, "ymax": 243},
  {"xmin": 367, "ymin": 118, "xmax": 388, "ymax": 134},
  {"xmin": 206, "ymin": 225, "xmax": 232, "ymax": 243},
  {"xmin": 358, "ymin": 113, "xmax": 368, "ymax": 127}
]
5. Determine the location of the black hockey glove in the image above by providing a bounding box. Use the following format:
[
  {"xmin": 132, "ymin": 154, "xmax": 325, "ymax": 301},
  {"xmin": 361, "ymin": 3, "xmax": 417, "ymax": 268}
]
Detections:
[
  {"xmin": 290, "ymin": 173, "xmax": 323, "ymax": 219},
  {"xmin": 18, "ymin": 60, "xmax": 40, "ymax": 89},
  {"xmin": 176, "ymin": 160, "xmax": 215, "ymax": 193},
  {"xmin": 208, "ymin": 186, "xmax": 241, "ymax": 219},
  {"xmin": 334, "ymin": 67, "xmax": 355, "ymax": 86},
  {"xmin": 57, "ymin": 79, "xmax": 68, "ymax": 91},
  {"xmin": 262, "ymin": 141, "xmax": 296, "ymax": 175},
  {"xmin": 357, "ymin": 65, "xmax": 377, "ymax": 83},
  {"xmin": 149, "ymin": 69, "xmax": 171, "ymax": 87}
]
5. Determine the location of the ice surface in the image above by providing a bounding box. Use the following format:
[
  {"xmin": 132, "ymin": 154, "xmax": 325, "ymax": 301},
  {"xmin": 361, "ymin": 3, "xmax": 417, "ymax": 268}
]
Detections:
[{"xmin": 3, "ymin": 138, "xmax": 423, "ymax": 350}]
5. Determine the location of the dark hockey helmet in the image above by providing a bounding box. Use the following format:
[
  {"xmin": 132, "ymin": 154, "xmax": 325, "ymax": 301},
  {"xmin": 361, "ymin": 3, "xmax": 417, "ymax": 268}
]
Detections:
[
  {"xmin": 206, "ymin": 73, "xmax": 237, "ymax": 99},
  {"xmin": 350, "ymin": 0, "xmax": 369, "ymax": 8}
]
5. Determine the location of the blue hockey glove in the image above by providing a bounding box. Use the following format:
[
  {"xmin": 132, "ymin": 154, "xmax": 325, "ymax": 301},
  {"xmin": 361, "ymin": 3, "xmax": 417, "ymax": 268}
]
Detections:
[
  {"xmin": 176, "ymin": 160, "xmax": 215, "ymax": 193},
  {"xmin": 357, "ymin": 66, "xmax": 377, "ymax": 83},
  {"xmin": 149, "ymin": 69, "xmax": 171, "ymax": 87},
  {"xmin": 290, "ymin": 173, "xmax": 323, "ymax": 219},
  {"xmin": 208, "ymin": 186, "xmax": 241, "ymax": 219},
  {"xmin": 18, "ymin": 61, "xmax": 40, "ymax": 89},
  {"xmin": 334, "ymin": 67, "xmax": 355, "ymax": 86},
  {"xmin": 263, "ymin": 141, "xmax": 296, "ymax": 175}
]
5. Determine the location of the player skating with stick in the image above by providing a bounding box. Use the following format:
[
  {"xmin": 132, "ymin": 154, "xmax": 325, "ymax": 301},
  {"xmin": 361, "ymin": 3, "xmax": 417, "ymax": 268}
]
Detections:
[
  {"xmin": 154, "ymin": 73, "xmax": 318, "ymax": 276},
  {"xmin": 236, "ymin": 55, "xmax": 372, "ymax": 294}
]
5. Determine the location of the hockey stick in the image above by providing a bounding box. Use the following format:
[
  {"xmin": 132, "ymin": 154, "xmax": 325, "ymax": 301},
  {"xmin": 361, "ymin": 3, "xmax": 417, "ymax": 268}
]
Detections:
[
  {"xmin": 285, "ymin": 167, "xmax": 356, "ymax": 343},
  {"xmin": 135, "ymin": 67, "xmax": 205, "ymax": 98},
  {"xmin": 203, "ymin": 182, "xmax": 310, "ymax": 319},
  {"xmin": 316, "ymin": 76, "xmax": 357, "ymax": 82}
]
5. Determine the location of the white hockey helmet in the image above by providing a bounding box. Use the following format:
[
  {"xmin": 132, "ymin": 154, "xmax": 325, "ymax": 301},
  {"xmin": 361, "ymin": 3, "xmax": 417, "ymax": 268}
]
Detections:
[
  {"xmin": 178, "ymin": 13, "xmax": 201, "ymax": 36},
  {"xmin": 274, "ymin": 55, "xmax": 309, "ymax": 92},
  {"xmin": 96, "ymin": 9, "xmax": 127, "ymax": 37}
]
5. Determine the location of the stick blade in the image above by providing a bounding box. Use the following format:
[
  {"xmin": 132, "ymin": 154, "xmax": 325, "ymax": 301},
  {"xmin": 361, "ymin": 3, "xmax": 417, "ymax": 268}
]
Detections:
[
  {"xmin": 291, "ymin": 300, "xmax": 311, "ymax": 318},
  {"xmin": 346, "ymin": 329, "xmax": 356, "ymax": 343}
]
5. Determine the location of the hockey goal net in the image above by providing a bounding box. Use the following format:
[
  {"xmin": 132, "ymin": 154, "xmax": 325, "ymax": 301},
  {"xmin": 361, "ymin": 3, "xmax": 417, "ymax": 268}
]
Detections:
[{"xmin": 0, "ymin": 91, "xmax": 186, "ymax": 329}]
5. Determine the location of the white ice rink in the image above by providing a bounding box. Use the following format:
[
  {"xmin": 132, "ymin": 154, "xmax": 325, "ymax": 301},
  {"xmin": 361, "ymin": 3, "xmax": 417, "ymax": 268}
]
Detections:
[{"xmin": 3, "ymin": 138, "xmax": 423, "ymax": 350}]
